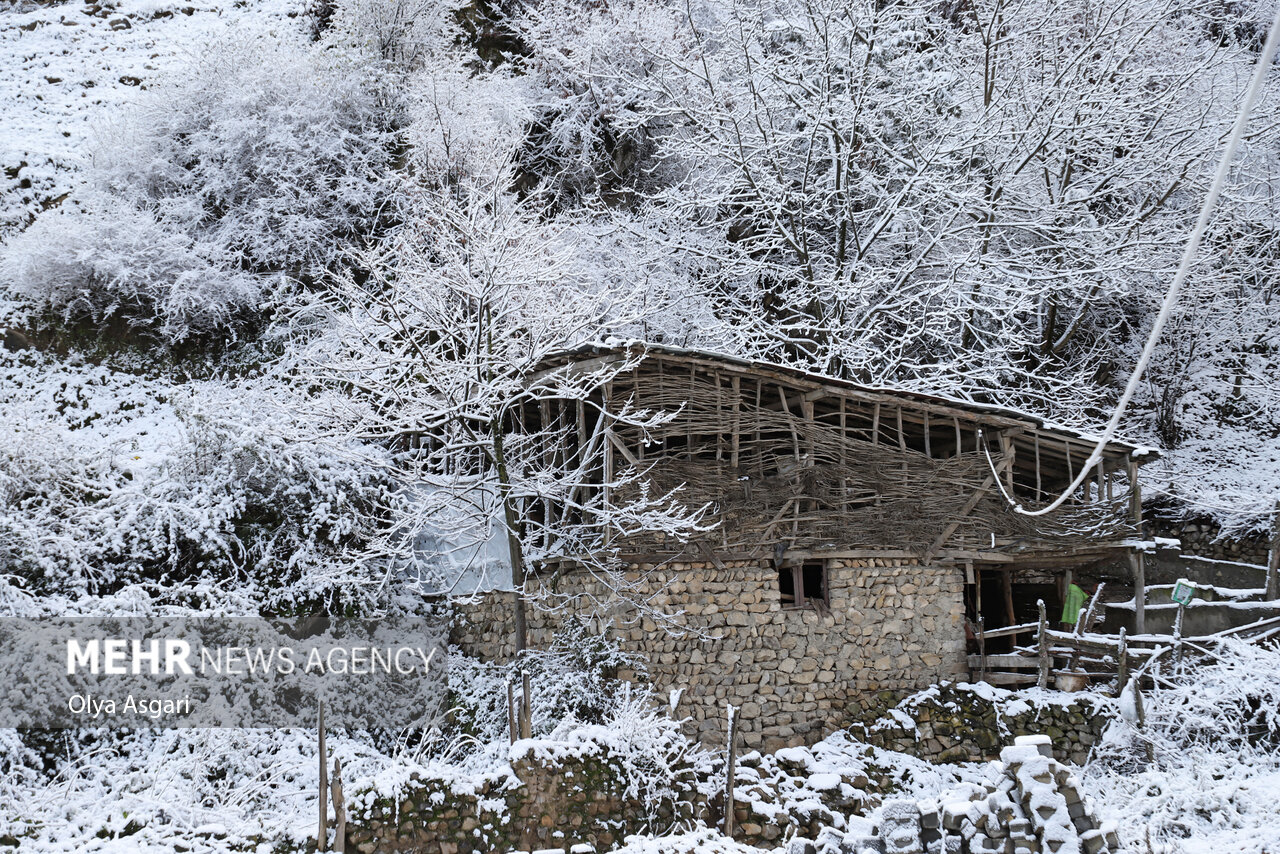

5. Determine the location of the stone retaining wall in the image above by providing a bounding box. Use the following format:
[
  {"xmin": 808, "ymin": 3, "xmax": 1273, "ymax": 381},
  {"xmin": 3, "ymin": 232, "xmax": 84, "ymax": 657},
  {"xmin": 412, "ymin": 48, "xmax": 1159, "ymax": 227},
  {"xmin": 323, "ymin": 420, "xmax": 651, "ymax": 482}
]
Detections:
[
  {"xmin": 1151, "ymin": 516, "xmax": 1270, "ymax": 566},
  {"xmin": 848, "ymin": 683, "xmax": 1115, "ymax": 766},
  {"xmin": 453, "ymin": 557, "xmax": 968, "ymax": 752},
  {"xmin": 344, "ymin": 739, "xmax": 697, "ymax": 853}
]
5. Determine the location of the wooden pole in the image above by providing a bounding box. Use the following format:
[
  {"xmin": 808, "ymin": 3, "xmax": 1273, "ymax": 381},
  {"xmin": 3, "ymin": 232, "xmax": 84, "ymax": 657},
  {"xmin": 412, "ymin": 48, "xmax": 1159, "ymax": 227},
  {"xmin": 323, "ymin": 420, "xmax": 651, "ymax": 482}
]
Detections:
[
  {"xmin": 730, "ymin": 376, "xmax": 741, "ymax": 469},
  {"xmin": 331, "ymin": 758, "xmax": 347, "ymax": 854},
  {"xmin": 520, "ymin": 670, "xmax": 533, "ymax": 740},
  {"xmin": 724, "ymin": 704, "xmax": 738, "ymax": 838},
  {"xmin": 1172, "ymin": 601, "xmax": 1182, "ymax": 665},
  {"xmin": 317, "ymin": 700, "xmax": 328, "ymax": 852},
  {"xmin": 1115, "ymin": 627, "xmax": 1128, "ymax": 698},
  {"xmin": 1128, "ymin": 459, "xmax": 1146, "ymax": 634},
  {"xmin": 1001, "ymin": 568, "xmax": 1016, "ymax": 629},
  {"xmin": 1034, "ymin": 433, "xmax": 1042, "ymax": 499},
  {"xmin": 1037, "ymin": 600, "xmax": 1050, "ymax": 689},
  {"xmin": 978, "ymin": 615, "xmax": 987, "ymax": 683},
  {"xmin": 507, "ymin": 679, "xmax": 517, "ymax": 745}
]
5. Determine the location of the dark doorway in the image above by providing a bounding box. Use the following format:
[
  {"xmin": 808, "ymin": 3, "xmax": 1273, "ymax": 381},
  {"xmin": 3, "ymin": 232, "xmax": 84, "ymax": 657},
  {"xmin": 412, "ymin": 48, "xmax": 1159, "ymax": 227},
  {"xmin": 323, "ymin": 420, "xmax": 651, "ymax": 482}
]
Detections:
[{"xmin": 966, "ymin": 567, "xmax": 1062, "ymax": 653}]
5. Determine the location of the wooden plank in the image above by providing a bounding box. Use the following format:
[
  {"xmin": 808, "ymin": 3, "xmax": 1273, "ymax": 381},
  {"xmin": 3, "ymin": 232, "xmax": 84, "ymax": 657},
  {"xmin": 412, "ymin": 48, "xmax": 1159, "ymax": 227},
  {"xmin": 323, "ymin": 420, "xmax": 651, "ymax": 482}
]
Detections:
[
  {"xmin": 980, "ymin": 672, "xmax": 1039, "ymax": 686},
  {"xmin": 975, "ymin": 621, "xmax": 1039, "ymax": 639},
  {"xmin": 968, "ymin": 654, "xmax": 1039, "ymax": 668}
]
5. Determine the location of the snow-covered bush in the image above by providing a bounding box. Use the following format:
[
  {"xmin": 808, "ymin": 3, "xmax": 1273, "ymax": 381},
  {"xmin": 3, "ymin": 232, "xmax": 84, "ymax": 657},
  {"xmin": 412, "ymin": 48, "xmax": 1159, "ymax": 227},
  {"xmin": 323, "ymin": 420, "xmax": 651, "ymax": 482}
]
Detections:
[
  {"xmin": 0, "ymin": 351, "xmax": 392, "ymax": 609},
  {"xmin": 1, "ymin": 33, "xmax": 404, "ymax": 343},
  {"xmin": 326, "ymin": 0, "xmax": 460, "ymax": 70},
  {"xmin": 1085, "ymin": 639, "xmax": 1280, "ymax": 853},
  {"xmin": 0, "ymin": 194, "xmax": 264, "ymax": 342},
  {"xmin": 447, "ymin": 621, "xmax": 645, "ymax": 744},
  {"xmin": 513, "ymin": 0, "xmax": 697, "ymax": 206}
]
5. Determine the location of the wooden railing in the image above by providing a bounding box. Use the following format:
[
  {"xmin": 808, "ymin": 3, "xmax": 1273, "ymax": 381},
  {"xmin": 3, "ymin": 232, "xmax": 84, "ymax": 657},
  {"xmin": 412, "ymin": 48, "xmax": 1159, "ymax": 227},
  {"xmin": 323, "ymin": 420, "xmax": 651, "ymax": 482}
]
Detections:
[{"xmin": 968, "ymin": 599, "xmax": 1280, "ymax": 691}]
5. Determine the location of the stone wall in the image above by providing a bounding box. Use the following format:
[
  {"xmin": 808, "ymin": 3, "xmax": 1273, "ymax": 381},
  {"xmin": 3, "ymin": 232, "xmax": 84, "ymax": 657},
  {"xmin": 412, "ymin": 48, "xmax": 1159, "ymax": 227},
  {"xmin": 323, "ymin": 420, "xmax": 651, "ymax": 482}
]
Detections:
[
  {"xmin": 1151, "ymin": 516, "xmax": 1271, "ymax": 566},
  {"xmin": 344, "ymin": 737, "xmax": 698, "ymax": 853},
  {"xmin": 848, "ymin": 683, "xmax": 1115, "ymax": 766},
  {"xmin": 453, "ymin": 556, "xmax": 969, "ymax": 752}
]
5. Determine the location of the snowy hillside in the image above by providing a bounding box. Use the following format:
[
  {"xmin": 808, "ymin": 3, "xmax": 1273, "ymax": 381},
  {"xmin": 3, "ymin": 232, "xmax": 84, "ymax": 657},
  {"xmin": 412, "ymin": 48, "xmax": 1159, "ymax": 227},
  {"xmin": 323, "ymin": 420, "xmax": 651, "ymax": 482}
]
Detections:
[{"xmin": 1, "ymin": 0, "xmax": 1279, "ymax": 849}]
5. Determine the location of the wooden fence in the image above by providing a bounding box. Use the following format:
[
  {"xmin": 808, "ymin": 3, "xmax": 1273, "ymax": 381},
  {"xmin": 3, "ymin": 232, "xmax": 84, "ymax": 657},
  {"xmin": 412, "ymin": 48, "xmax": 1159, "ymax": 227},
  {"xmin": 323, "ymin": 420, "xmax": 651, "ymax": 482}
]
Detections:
[{"xmin": 968, "ymin": 589, "xmax": 1280, "ymax": 693}]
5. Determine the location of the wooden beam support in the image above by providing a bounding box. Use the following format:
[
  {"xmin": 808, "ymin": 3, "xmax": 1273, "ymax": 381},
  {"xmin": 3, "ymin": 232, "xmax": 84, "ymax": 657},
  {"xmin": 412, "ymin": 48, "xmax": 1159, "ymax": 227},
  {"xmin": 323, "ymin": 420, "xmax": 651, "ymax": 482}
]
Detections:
[
  {"xmin": 730, "ymin": 376, "xmax": 741, "ymax": 469},
  {"xmin": 1127, "ymin": 458, "xmax": 1144, "ymax": 634}
]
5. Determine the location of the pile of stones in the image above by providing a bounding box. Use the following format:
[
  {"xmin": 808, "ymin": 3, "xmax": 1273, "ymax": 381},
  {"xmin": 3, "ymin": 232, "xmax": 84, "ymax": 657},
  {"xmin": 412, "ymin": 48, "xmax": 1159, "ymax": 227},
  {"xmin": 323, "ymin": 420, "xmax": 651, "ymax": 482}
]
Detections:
[{"xmin": 789, "ymin": 737, "xmax": 1120, "ymax": 854}]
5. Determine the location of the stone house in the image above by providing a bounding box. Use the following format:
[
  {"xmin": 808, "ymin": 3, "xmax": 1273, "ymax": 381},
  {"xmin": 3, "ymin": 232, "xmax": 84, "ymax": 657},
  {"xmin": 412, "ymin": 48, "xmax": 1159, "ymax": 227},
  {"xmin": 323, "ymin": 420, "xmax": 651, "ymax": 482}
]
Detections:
[{"xmin": 453, "ymin": 344, "xmax": 1155, "ymax": 751}]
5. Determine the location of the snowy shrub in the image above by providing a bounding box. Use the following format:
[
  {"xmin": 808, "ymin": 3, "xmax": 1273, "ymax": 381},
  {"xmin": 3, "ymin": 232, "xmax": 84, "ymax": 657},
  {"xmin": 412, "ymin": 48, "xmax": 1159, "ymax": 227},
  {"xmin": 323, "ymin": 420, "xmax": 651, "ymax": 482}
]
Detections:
[
  {"xmin": 1, "ymin": 34, "xmax": 404, "ymax": 343},
  {"xmin": 446, "ymin": 621, "xmax": 645, "ymax": 744},
  {"xmin": 326, "ymin": 0, "xmax": 460, "ymax": 70},
  {"xmin": 513, "ymin": 0, "xmax": 697, "ymax": 206},
  {"xmin": 93, "ymin": 35, "xmax": 403, "ymax": 277},
  {"xmin": 0, "ymin": 194, "xmax": 264, "ymax": 342},
  {"xmin": 1084, "ymin": 640, "xmax": 1280, "ymax": 853},
  {"xmin": 0, "ymin": 351, "xmax": 393, "ymax": 609}
]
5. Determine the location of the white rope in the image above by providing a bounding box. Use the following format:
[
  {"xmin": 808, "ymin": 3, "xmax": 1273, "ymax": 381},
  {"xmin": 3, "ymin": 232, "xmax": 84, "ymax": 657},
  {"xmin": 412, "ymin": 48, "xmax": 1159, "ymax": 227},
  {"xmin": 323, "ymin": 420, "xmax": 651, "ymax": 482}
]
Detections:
[{"xmin": 992, "ymin": 9, "xmax": 1280, "ymax": 516}]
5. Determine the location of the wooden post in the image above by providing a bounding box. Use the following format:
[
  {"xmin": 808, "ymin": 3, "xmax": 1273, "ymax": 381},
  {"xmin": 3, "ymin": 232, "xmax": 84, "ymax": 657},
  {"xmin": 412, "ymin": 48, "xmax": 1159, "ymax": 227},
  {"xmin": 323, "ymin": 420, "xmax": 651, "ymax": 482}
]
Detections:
[
  {"xmin": 1037, "ymin": 600, "xmax": 1050, "ymax": 689},
  {"xmin": 838, "ymin": 398, "xmax": 848, "ymax": 513},
  {"xmin": 1078, "ymin": 582, "xmax": 1106, "ymax": 636},
  {"xmin": 520, "ymin": 670, "xmax": 533, "ymax": 740},
  {"xmin": 317, "ymin": 700, "xmax": 328, "ymax": 852},
  {"xmin": 1174, "ymin": 601, "xmax": 1186, "ymax": 665},
  {"xmin": 896, "ymin": 407, "xmax": 908, "ymax": 479},
  {"xmin": 1115, "ymin": 627, "xmax": 1128, "ymax": 698},
  {"xmin": 507, "ymin": 679, "xmax": 518, "ymax": 745},
  {"xmin": 331, "ymin": 758, "xmax": 347, "ymax": 854},
  {"xmin": 1128, "ymin": 458, "xmax": 1146, "ymax": 634},
  {"xmin": 1069, "ymin": 583, "xmax": 1106, "ymax": 671},
  {"xmin": 1034, "ymin": 434, "xmax": 1042, "ymax": 499},
  {"xmin": 999, "ymin": 432, "xmax": 1015, "ymax": 494},
  {"xmin": 1001, "ymin": 568, "xmax": 1016, "ymax": 630},
  {"xmin": 724, "ymin": 704, "xmax": 738, "ymax": 838},
  {"xmin": 1266, "ymin": 500, "xmax": 1280, "ymax": 601},
  {"xmin": 923, "ymin": 411, "xmax": 932, "ymax": 458},
  {"xmin": 730, "ymin": 377, "xmax": 741, "ymax": 469},
  {"xmin": 977, "ymin": 615, "xmax": 986, "ymax": 683},
  {"xmin": 1061, "ymin": 568, "xmax": 1073, "ymax": 626}
]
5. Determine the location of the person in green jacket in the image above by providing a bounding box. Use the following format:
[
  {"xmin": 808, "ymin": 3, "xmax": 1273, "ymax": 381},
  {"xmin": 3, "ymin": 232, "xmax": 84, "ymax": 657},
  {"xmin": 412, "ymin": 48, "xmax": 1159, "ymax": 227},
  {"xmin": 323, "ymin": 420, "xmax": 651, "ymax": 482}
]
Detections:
[{"xmin": 1062, "ymin": 582, "xmax": 1088, "ymax": 628}]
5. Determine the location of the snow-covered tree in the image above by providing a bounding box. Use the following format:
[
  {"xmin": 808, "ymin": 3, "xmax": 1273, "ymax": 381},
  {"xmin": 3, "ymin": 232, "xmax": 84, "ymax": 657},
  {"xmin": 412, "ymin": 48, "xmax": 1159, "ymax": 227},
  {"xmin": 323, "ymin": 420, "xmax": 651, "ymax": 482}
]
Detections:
[{"xmin": 286, "ymin": 173, "xmax": 709, "ymax": 651}]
